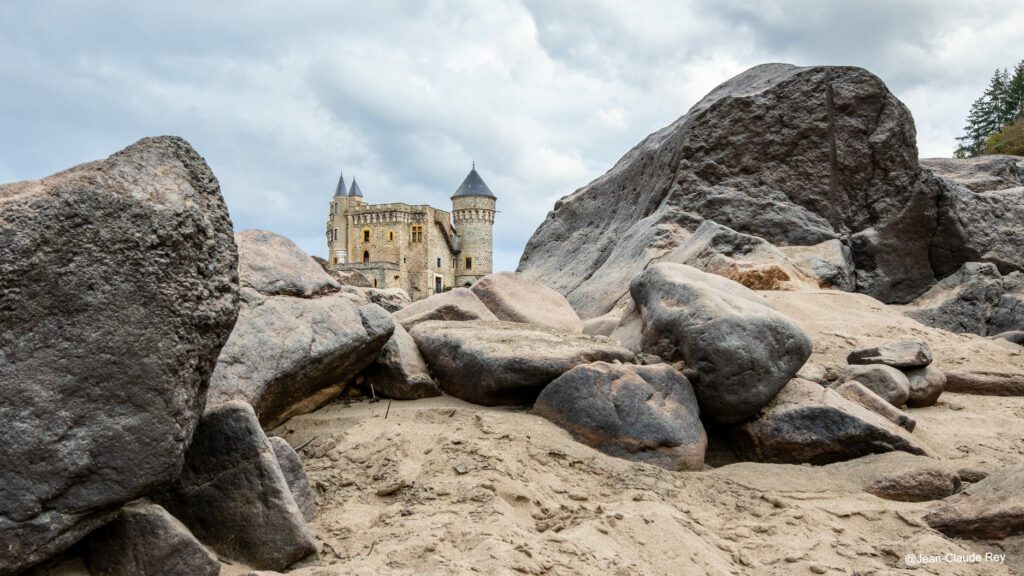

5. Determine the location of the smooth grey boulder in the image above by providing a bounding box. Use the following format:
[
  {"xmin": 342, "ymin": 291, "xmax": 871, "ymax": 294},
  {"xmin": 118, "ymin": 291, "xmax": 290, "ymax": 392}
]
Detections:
[
  {"xmin": 409, "ymin": 320, "xmax": 635, "ymax": 406},
  {"xmin": 930, "ymin": 177, "xmax": 1024, "ymax": 277},
  {"xmin": 359, "ymin": 322, "xmax": 440, "ymax": 400},
  {"xmin": 534, "ymin": 362, "xmax": 707, "ymax": 471},
  {"xmin": 208, "ymin": 291, "xmax": 393, "ymax": 429},
  {"xmin": 335, "ymin": 285, "xmax": 412, "ymax": 313},
  {"xmin": 779, "ymin": 239, "xmax": 855, "ymax": 291},
  {"xmin": 609, "ymin": 302, "xmax": 644, "ymax": 353},
  {"xmin": 208, "ymin": 231, "xmax": 394, "ymax": 428},
  {"xmin": 630, "ymin": 263, "xmax": 812, "ymax": 423},
  {"xmin": 238, "ymin": 230, "xmax": 340, "ymax": 297},
  {"xmin": 835, "ymin": 381, "xmax": 916, "ymax": 432},
  {"xmin": 732, "ymin": 379, "xmax": 928, "ymax": 465},
  {"xmin": 0, "ymin": 136, "xmax": 239, "ymax": 575},
  {"xmin": 904, "ymin": 366, "xmax": 946, "ymax": 408},
  {"xmin": 392, "ymin": 287, "xmax": 497, "ymax": 330},
  {"xmin": 154, "ymin": 401, "xmax": 316, "ymax": 571},
  {"xmin": 846, "ymin": 339, "xmax": 933, "ymax": 369},
  {"xmin": 520, "ymin": 64, "xmax": 944, "ymax": 306},
  {"xmin": 836, "ymin": 364, "xmax": 910, "ymax": 407},
  {"xmin": 268, "ymin": 437, "xmax": 317, "ymax": 522},
  {"xmin": 924, "ymin": 465, "xmax": 1024, "ymax": 540},
  {"xmin": 470, "ymin": 272, "xmax": 584, "ymax": 331},
  {"xmin": 86, "ymin": 501, "xmax": 219, "ymax": 576},
  {"xmin": 860, "ymin": 458, "xmax": 961, "ymax": 503}
]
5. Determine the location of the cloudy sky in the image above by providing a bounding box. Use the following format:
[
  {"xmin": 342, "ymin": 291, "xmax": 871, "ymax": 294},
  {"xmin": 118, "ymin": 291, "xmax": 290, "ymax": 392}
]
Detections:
[{"xmin": 2, "ymin": 1, "xmax": 1022, "ymax": 272}]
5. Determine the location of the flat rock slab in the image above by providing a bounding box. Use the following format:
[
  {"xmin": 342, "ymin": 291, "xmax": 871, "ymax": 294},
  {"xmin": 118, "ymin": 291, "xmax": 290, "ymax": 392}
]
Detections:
[
  {"xmin": 733, "ymin": 379, "xmax": 928, "ymax": 465},
  {"xmin": 269, "ymin": 437, "xmax": 317, "ymax": 522},
  {"xmin": 924, "ymin": 465, "xmax": 1024, "ymax": 540},
  {"xmin": 0, "ymin": 136, "xmax": 239, "ymax": 574},
  {"xmin": 392, "ymin": 288, "xmax": 497, "ymax": 331},
  {"xmin": 835, "ymin": 381, "xmax": 916, "ymax": 432},
  {"xmin": 154, "ymin": 401, "xmax": 316, "ymax": 571},
  {"xmin": 471, "ymin": 272, "xmax": 584, "ymax": 331},
  {"xmin": 534, "ymin": 362, "xmax": 707, "ymax": 470},
  {"xmin": 630, "ymin": 263, "xmax": 812, "ymax": 423},
  {"xmin": 410, "ymin": 320, "xmax": 636, "ymax": 405},
  {"xmin": 945, "ymin": 371, "xmax": 1024, "ymax": 396},
  {"xmin": 847, "ymin": 339, "xmax": 933, "ymax": 368},
  {"xmin": 837, "ymin": 364, "xmax": 910, "ymax": 407},
  {"xmin": 86, "ymin": 501, "xmax": 219, "ymax": 576}
]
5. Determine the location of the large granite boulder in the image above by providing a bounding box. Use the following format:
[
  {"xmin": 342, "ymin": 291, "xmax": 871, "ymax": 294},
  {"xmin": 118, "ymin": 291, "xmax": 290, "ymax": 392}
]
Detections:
[
  {"xmin": 927, "ymin": 157, "xmax": 1024, "ymax": 277},
  {"xmin": 359, "ymin": 322, "xmax": 441, "ymax": 400},
  {"xmin": 336, "ymin": 285, "xmax": 411, "ymax": 313},
  {"xmin": 629, "ymin": 263, "xmax": 812, "ymax": 423},
  {"xmin": 391, "ymin": 287, "xmax": 497, "ymax": 330},
  {"xmin": 0, "ymin": 136, "xmax": 239, "ymax": 574},
  {"xmin": 846, "ymin": 339, "xmax": 933, "ymax": 369},
  {"xmin": 470, "ymin": 272, "xmax": 584, "ymax": 331},
  {"xmin": 534, "ymin": 362, "xmax": 707, "ymax": 470},
  {"xmin": 409, "ymin": 320, "xmax": 635, "ymax": 405},
  {"xmin": 905, "ymin": 262, "xmax": 1022, "ymax": 335},
  {"xmin": 86, "ymin": 501, "xmax": 219, "ymax": 576},
  {"xmin": 268, "ymin": 437, "xmax": 317, "ymax": 522},
  {"xmin": 207, "ymin": 230, "xmax": 394, "ymax": 429},
  {"xmin": 239, "ymin": 230, "xmax": 339, "ymax": 297},
  {"xmin": 732, "ymin": 379, "xmax": 928, "ymax": 465},
  {"xmin": 520, "ymin": 64, "xmax": 947, "ymax": 306},
  {"xmin": 924, "ymin": 464, "xmax": 1024, "ymax": 540},
  {"xmin": 154, "ymin": 402, "xmax": 316, "ymax": 571},
  {"xmin": 836, "ymin": 364, "xmax": 910, "ymax": 407}
]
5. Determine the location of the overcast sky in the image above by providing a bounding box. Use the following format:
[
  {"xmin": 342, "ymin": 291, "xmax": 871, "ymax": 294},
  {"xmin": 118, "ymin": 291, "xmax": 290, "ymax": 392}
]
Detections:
[{"xmin": 2, "ymin": 1, "xmax": 1022, "ymax": 272}]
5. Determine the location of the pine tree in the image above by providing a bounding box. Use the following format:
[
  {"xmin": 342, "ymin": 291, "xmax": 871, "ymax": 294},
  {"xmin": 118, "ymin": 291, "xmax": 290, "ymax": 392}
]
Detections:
[
  {"xmin": 955, "ymin": 68, "xmax": 1013, "ymax": 158},
  {"xmin": 1003, "ymin": 61, "xmax": 1024, "ymax": 122}
]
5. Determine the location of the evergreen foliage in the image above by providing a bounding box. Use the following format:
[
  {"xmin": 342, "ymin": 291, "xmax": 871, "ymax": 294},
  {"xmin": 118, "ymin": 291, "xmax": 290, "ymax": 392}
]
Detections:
[{"xmin": 955, "ymin": 61, "xmax": 1024, "ymax": 158}]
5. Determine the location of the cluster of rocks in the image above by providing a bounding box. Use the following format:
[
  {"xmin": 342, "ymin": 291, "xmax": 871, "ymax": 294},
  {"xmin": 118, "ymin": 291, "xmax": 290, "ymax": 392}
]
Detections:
[
  {"xmin": 0, "ymin": 139, "xmax": 322, "ymax": 575},
  {"xmin": 517, "ymin": 64, "xmax": 1024, "ymax": 341}
]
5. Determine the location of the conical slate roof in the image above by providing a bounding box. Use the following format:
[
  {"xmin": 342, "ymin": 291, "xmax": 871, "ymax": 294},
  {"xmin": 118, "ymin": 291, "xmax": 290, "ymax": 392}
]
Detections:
[
  {"xmin": 348, "ymin": 179, "xmax": 364, "ymax": 197},
  {"xmin": 333, "ymin": 170, "xmax": 347, "ymax": 197},
  {"xmin": 452, "ymin": 166, "xmax": 496, "ymax": 199}
]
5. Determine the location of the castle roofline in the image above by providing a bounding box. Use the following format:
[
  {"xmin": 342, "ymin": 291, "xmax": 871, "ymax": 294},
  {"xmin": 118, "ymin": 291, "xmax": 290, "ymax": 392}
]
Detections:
[
  {"xmin": 349, "ymin": 178, "xmax": 364, "ymax": 197},
  {"xmin": 451, "ymin": 166, "xmax": 496, "ymax": 199},
  {"xmin": 333, "ymin": 170, "xmax": 347, "ymax": 197}
]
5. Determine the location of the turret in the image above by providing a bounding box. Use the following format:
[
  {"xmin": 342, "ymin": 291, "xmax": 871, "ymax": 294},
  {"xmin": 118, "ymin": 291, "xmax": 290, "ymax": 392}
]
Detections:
[
  {"xmin": 451, "ymin": 164, "xmax": 496, "ymax": 286},
  {"xmin": 326, "ymin": 170, "xmax": 350, "ymax": 264}
]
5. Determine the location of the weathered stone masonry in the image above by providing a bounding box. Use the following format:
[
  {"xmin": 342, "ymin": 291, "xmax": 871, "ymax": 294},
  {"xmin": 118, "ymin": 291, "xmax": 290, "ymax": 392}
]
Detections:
[{"xmin": 325, "ymin": 167, "xmax": 496, "ymax": 300}]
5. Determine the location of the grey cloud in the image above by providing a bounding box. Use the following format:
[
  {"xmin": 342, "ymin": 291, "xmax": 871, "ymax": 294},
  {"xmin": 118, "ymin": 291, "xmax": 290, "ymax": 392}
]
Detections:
[{"xmin": 2, "ymin": 1, "xmax": 1022, "ymax": 273}]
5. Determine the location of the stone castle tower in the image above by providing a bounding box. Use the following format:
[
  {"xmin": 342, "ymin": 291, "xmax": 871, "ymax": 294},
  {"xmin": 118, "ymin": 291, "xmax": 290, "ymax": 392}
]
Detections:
[{"xmin": 325, "ymin": 166, "xmax": 496, "ymax": 300}]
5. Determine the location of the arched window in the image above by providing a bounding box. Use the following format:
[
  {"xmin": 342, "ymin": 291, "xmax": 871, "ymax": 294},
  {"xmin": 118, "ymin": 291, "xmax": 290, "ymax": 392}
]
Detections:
[{"xmin": 363, "ymin": 250, "xmax": 370, "ymax": 263}]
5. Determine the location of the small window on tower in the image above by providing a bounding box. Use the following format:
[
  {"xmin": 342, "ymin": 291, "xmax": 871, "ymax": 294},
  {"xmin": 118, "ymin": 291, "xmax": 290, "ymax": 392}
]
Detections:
[
  {"xmin": 389, "ymin": 231, "xmax": 394, "ymax": 241},
  {"xmin": 437, "ymin": 257, "xmax": 441, "ymax": 268},
  {"xmin": 363, "ymin": 230, "xmax": 370, "ymax": 242},
  {"xmin": 465, "ymin": 257, "xmax": 473, "ymax": 270},
  {"xmin": 363, "ymin": 250, "xmax": 370, "ymax": 263}
]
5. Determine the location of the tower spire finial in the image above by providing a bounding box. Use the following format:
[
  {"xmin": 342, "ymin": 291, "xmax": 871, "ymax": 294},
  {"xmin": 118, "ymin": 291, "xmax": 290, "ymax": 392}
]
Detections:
[{"xmin": 472, "ymin": 157, "xmax": 475, "ymax": 170}]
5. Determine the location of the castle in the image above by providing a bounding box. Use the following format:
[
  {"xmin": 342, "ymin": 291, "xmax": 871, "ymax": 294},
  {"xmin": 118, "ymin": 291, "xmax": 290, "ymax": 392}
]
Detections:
[{"xmin": 325, "ymin": 166, "xmax": 496, "ymax": 300}]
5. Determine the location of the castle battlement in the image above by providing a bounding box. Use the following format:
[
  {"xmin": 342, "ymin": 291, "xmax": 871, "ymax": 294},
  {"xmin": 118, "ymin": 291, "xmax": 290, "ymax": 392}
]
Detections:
[{"xmin": 325, "ymin": 168, "xmax": 496, "ymax": 300}]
